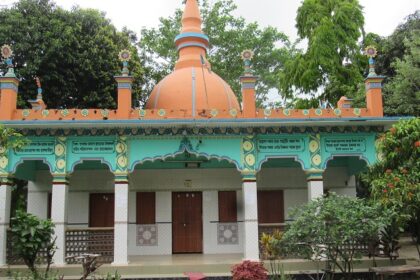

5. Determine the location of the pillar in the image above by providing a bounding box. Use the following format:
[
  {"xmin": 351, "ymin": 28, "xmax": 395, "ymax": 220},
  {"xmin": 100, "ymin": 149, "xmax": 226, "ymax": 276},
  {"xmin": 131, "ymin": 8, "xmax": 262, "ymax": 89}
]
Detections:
[
  {"xmin": 306, "ymin": 171, "xmax": 324, "ymax": 201},
  {"xmin": 364, "ymin": 53, "xmax": 385, "ymax": 117},
  {"xmin": 113, "ymin": 175, "xmax": 129, "ymax": 265},
  {"xmin": 242, "ymin": 173, "xmax": 259, "ymax": 260},
  {"xmin": 115, "ymin": 76, "xmax": 134, "ymax": 119},
  {"xmin": 0, "ymin": 76, "xmax": 19, "ymax": 121},
  {"xmin": 27, "ymin": 181, "xmax": 49, "ymax": 219},
  {"xmin": 240, "ymin": 50, "xmax": 258, "ymax": 118},
  {"xmin": 0, "ymin": 177, "xmax": 13, "ymax": 266},
  {"xmin": 51, "ymin": 176, "xmax": 69, "ymax": 265}
]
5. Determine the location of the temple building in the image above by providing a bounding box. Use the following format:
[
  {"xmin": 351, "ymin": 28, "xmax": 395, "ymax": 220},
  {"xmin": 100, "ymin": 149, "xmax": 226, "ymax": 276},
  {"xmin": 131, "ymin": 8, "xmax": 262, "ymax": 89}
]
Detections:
[{"xmin": 0, "ymin": 0, "xmax": 400, "ymax": 272}]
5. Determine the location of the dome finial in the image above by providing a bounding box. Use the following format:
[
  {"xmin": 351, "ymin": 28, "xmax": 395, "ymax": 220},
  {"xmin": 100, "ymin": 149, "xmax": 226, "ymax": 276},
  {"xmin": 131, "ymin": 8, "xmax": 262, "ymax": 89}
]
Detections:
[
  {"xmin": 174, "ymin": 0, "xmax": 210, "ymax": 69},
  {"xmin": 181, "ymin": 0, "xmax": 202, "ymax": 33}
]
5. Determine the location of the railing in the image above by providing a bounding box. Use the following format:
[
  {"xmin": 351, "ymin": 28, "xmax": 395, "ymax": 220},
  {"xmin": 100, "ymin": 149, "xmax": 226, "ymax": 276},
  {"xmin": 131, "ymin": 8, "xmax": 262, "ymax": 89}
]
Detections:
[
  {"xmin": 65, "ymin": 228, "xmax": 114, "ymax": 264},
  {"xmin": 6, "ymin": 229, "xmax": 49, "ymax": 265}
]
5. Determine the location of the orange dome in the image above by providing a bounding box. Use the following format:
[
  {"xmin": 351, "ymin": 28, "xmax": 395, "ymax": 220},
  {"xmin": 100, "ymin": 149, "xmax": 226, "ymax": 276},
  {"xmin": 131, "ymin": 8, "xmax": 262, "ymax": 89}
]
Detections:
[{"xmin": 145, "ymin": 0, "xmax": 240, "ymax": 113}]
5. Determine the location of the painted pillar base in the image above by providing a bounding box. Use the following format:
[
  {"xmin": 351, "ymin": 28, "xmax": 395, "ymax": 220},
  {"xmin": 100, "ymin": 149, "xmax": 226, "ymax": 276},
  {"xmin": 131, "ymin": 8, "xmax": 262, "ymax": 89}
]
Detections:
[
  {"xmin": 0, "ymin": 184, "xmax": 12, "ymax": 266},
  {"xmin": 51, "ymin": 182, "xmax": 69, "ymax": 266},
  {"xmin": 242, "ymin": 180, "xmax": 259, "ymax": 261},
  {"xmin": 113, "ymin": 182, "xmax": 129, "ymax": 265}
]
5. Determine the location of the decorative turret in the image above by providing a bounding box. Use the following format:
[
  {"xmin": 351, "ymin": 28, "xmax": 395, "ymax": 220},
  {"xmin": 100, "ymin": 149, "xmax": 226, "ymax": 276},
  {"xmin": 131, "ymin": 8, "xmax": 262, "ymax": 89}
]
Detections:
[
  {"xmin": 115, "ymin": 49, "xmax": 133, "ymax": 119},
  {"xmin": 0, "ymin": 45, "xmax": 19, "ymax": 120},
  {"xmin": 364, "ymin": 46, "xmax": 385, "ymax": 117},
  {"xmin": 28, "ymin": 77, "xmax": 47, "ymax": 111},
  {"xmin": 240, "ymin": 50, "xmax": 258, "ymax": 118}
]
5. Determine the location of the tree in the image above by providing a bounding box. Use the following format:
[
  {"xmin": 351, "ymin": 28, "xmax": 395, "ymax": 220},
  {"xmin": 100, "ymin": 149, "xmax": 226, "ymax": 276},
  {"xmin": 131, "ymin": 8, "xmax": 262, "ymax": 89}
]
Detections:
[
  {"xmin": 363, "ymin": 118, "xmax": 420, "ymax": 257},
  {"xmin": 280, "ymin": 194, "xmax": 391, "ymax": 279},
  {"xmin": 139, "ymin": 0, "xmax": 290, "ymax": 105},
  {"xmin": 0, "ymin": 0, "xmax": 143, "ymax": 109},
  {"xmin": 0, "ymin": 125, "xmax": 28, "ymax": 152},
  {"xmin": 280, "ymin": 0, "xmax": 365, "ymax": 104},
  {"xmin": 383, "ymin": 31, "xmax": 420, "ymax": 116}
]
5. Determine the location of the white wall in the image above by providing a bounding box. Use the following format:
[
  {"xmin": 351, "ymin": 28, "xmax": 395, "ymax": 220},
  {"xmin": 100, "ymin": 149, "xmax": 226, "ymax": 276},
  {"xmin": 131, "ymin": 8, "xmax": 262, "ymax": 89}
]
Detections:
[
  {"xmin": 27, "ymin": 181, "xmax": 49, "ymax": 219},
  {"xmin": 28, "ymin": 166, "xmax": 356, "ymax": 256}
]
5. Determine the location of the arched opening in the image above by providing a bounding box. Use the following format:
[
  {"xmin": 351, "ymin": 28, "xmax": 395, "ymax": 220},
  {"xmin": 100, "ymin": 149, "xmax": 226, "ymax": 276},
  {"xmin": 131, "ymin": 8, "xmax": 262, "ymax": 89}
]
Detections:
[
  {"xmin": 257, "ymin": 158, "xmax": 307, "ymax": 239},
  {"xmin": 69, "ymin": 160, "xmax": 114, "ymax": 228},
  {"xmin": 324, "ymin": 156, "xmax": 368, "ymax": 197},
  {"xmin": 130, "ymin": 151, "xmax": 242, "ymax": 257},
  {"xmin": 13, "ymin": 160, "xmax": 53, "ymax": 220},
  {"xmin": 66, "ymin": 160, "xmax": 115, "ymax": 263}
]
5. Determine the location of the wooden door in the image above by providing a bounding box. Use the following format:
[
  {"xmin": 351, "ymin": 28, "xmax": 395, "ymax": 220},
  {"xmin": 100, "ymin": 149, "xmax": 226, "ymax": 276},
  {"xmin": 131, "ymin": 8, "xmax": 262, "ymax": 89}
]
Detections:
[
  {"xmin": 172, "ymin": 192, "xmax": 203, "ymax": 253},
  {"xmin": 89, "ymin": 193, "xmax": 114, "ymax": 228},
  {"xmin": 257, "ymin": 190, "xmax": 284, "ymax": 223}
]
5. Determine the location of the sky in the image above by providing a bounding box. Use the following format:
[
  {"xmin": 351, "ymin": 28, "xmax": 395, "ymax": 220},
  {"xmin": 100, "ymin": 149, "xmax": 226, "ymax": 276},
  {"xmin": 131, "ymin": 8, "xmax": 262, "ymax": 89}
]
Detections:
[{"xmin": 1, "ymin": 0, "xmax": 416, "ymax": 42}]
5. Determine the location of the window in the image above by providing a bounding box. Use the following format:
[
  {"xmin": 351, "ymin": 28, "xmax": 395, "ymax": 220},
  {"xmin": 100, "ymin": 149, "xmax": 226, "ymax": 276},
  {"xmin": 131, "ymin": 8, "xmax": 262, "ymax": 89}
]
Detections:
[
  {"xmin": 257, "ymin": 190, "xmax": 284, "ymax": 224},
  {"xmin": 136, "ymin": 192, "xmax": 156, "ymax": 224},
  {"xmin": 218, "ymin": 191, "xmax": 237, "ymax": 223}
]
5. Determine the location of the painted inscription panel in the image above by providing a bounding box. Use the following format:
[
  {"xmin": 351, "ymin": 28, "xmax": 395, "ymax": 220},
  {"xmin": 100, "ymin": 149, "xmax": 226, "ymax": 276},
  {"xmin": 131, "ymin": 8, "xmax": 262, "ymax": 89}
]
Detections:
[
  {"xmin": 258, "ymin": 137, "xmax": 305, "ymax": 153},
  {"xmin": 72, "ymin": 141, "xmax": 115, "ymax": 154},
  {"xmin": 15, "ymin": 141, "xmax": 55, "ymax": 155},
  {"xmin": 325, "ymin": 138, "xmax": 366, "ymax": 153}
]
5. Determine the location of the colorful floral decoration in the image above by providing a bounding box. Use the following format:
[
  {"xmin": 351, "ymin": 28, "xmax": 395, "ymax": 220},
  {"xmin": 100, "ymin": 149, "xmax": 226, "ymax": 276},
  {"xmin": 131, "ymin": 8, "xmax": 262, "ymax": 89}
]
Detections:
[
  {"xmin": 365, "ymin": 46, "xmax": 378, "ymax": 58},
  {"xmin": 22, "ymin": 109, "xmax": 30, "ymax": 118},
  {"xmin": 283, "ymin": 109, "xmax": 291, "ymax": 116},
  {"xmin": 210, "ymin": 109, "xmax": 219, "ymax": 118},
  {"xmin": 315, "ymin": 108, "xmax": 323, "ymax": 116},
  {"xmin": 139, "ymin": 109, "xmax": 147, "ymax": 118},
  {"xmin": 303, "ymin": 109, "xmax": 310, "ymax": 116},
  {"xmin": 1, "ymin": 44, "xmax": 13, "ymax": 59},
  {"xmin": 81, "ymin": 109, "xmax": 89, "ymax": 117},
  {"xmin": 263, "ymin": 108, "xmax": 272, "ymax": 117},
  {"xmin": 309, "ymin": 134, "xmax": 322, "ymax": 169},
  {"xmin": 334, "ymin": 108, "xmax": 342, "ymax": 116},
  {"xmin": 230, "ymin": 108, "xmax": 238, "ymax": 117},
  {"xmin": 101, "ymin": 109, "xmax": 110, "ymax": 118},
  {"xmin": 60, "ymin": 109, "xmax": 69, "ymax": 117},
  {"xmin": 118, "ymin": 49, "xmax": 132, "ymax": 62},
  {"xmin": 157, "ymin": 109, "xmax": 166, "ymax": 117},
  {"xmin": 42, "ymin": 110, "xmax": 50, "ymax": 118},
  {"xmin": 353, "ymin": 108, "xmax": 361, "ymax": 116}
]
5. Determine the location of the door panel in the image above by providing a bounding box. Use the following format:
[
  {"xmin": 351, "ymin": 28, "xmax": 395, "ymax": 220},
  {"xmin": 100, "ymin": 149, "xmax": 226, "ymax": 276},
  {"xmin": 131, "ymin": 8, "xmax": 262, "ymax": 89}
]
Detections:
[
  {"xmin": 89, "ymin": 193, "xmax": 114, "ymax": 228},
  {"xmin": 257, "ymin": 190, "xmax": 284, "ymax": 224},
  {"xmin": 172, "ymin": 192, "xmax": 203, "ymax": 253}
]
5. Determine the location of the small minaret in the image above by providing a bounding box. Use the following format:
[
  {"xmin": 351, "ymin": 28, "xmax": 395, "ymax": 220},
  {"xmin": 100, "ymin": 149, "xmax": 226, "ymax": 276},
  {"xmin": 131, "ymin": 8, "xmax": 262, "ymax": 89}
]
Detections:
[
  {"xmin": 28, "ymin": 77, "xmax": 47, "ymax": 111},
  {"xmin": 115, "ymin": 49, "xmax": 134, "ymax": 119},
  {"xmin": 364, "ymin": 46, "xmax": 385, "ymax": 117},
  {"xmin": 0, "ymin": 45, "xmax": 19, "ymax": 120},
  {"xmin": 240, "ymin": 50, "xmax": 258, "ymax": 118}
]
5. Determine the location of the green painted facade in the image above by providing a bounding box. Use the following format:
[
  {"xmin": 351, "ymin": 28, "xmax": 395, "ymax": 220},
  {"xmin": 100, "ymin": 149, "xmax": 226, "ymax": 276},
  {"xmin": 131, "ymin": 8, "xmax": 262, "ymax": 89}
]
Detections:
[{"xmin": 0, "ymin": 126, "xmax": 380, "ymax": 181}]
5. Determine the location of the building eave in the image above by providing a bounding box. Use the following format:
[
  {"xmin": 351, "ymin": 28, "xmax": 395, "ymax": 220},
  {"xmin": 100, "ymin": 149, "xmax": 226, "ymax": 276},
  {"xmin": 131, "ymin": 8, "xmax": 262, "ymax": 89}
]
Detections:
[{"xmin": 1, "ymin": 116, "xmax": 412, "ymax": 130}]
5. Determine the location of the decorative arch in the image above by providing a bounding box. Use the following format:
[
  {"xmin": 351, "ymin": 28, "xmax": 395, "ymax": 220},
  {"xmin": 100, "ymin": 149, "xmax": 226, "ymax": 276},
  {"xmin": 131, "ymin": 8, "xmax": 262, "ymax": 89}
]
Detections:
[
  {"xmin": 130, "ymin": 144, "xmax": 242, "ymax": 172},
  {"xmin": 256, "ymin": 155, "xmax": 306, "ymax": 172},
  {"xmin": 11, "ymin": 158, "xmax": 54, "ymax": 174},
  {"xmin": 322, "ymin": 154, "xmax": 371, "ymax": 170},
  {"xmin": 68, "ymin": 158, "xmax": 113, "ymax": 174}
]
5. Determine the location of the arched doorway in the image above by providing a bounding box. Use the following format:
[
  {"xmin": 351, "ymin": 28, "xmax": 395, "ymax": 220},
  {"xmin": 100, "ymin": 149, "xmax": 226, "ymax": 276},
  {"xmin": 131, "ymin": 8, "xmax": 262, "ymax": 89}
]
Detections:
[{"xmin": 130, "ymin": 152, "xmax": 243, "ymax": 257}]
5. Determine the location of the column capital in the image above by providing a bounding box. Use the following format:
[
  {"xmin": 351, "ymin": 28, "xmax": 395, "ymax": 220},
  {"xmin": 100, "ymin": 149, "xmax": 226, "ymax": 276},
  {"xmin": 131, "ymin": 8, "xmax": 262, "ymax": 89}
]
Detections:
[
  {"xmin": 52, "ymin": 174, "xmax": 70, "ymax": 185},
  {"xmin": 241, "ymin": 170, "xmax": 257, "ymax": 182},
  {"xmin": 305, "ymin": 169, "xmax": 324, "ymax": 182},
  {"xmin": 0, "ymin": 175, "xmax": 13, "ymax": 186},
  {"xmin": 114, "ymin": 172, "xmax": 129, "ymax": 185}
]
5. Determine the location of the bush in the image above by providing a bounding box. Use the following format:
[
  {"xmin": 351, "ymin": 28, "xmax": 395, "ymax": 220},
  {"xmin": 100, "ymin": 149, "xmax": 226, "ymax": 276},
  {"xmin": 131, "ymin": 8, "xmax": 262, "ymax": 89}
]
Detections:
[
  {"xmin": 10, "ymin": 210, "xmax": 56, "ymax": 279},
  {"xmin": 231, "ymin": 260, "xmax": 268, "ymax": 280}
]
